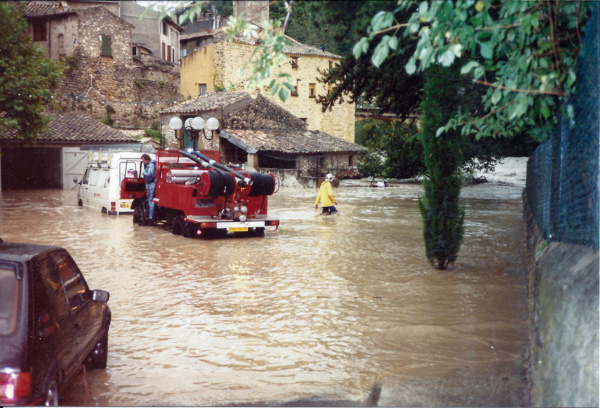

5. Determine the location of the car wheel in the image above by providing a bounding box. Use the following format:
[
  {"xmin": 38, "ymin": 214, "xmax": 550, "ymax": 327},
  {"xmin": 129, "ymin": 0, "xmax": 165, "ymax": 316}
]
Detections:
[
  {"xmin": 44, "ymin": 378, "xmax": 59, "ymax": 407},
  {"xmin": 172, "ymin": 214, "xmax": 184, "ymax": 235},
  {"xmin": 182, "ymin": 222, "xmax": 197, "ymax": 238},
  {"xmin": 87, "ymin": 331, "xmax": 108, "ymax": 369}
]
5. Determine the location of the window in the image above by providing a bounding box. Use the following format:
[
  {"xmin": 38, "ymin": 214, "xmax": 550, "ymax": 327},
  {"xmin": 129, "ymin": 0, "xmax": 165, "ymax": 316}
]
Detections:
[
  {"xmin": 120, "ymin": 160, "xmax": 139, "ymax": 181},
  {"xmin": 33, "ymin": 21, "xmax": 47, "ymax": 41},
  {"xmin": 89, "ymin": 169, "xmax": 99, "ymax": 187},
  {"xmin": 309, "ymin": 83, "xmax": 316, "ymax": 98},
  {"xmin": 162, "ymin": 42, "xmax": 166, "ymax": 60},
  {"xmin": 132, "ymin": 46, "xmax": 137, "ymax": 56},
  {"xmin": 52, "ymin": 251, "xmax": 89, "ymax": 312},
  {"xmin": 36, "ymin": 255, "xmax": 70, "ymax": 322},
  {"xmin": 82, "ymin": 168, "xmax": 90, "ymax": 185},
  {"xmin": 101, "ymin": 35, "xmax": 112, "ymax": 57},
  {"xmin": 0, "ymin": 263, "xmax": 19, "ymax": 335},
  {"xmin": 167, "ymin": 45, "xmax": 172, "ymax": 62},
  {"xmin": 329, "ymin": 60, "xmax": 334, "ymax": 70},
  {"xmin": 198, "ymin": 84, "xmax": 207, "ymax": 96},
  {"xmin": 163, "ymin": 21, "xmax": 168, "ymax": 35},
  {"xmin": 349, "ymin": 155, "xmax": 354, "ymax": 167},
  {"xmin": 328, "ymin": 82, "xmax": 332, "ymax": 95},
  {"xmin": 57, "ymin": 34, "xmax": 65, "ymax": 56},
  {"xmin": 291, "ymin": 56, "xmax": 298, "ymax": 69}
]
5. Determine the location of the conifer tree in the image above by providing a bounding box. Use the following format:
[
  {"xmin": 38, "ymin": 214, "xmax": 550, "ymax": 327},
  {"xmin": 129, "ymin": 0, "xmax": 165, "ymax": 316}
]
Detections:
[{"xmin": 418, "ymin": 65, "xmax": 465, "ymax": 270}]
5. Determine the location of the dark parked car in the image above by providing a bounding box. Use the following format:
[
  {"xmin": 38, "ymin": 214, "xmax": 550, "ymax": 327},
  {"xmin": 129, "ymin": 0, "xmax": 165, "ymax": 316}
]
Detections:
[{"xmin": 0, "ymin": 240, "xmax": 111, "ymax": 406}]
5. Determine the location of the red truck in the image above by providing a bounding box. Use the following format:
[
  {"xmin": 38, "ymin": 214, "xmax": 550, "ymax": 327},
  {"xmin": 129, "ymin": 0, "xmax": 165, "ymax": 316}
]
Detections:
[{"xmin": 127, "ymin": 149, "xmax": 279, "ymax": 238}]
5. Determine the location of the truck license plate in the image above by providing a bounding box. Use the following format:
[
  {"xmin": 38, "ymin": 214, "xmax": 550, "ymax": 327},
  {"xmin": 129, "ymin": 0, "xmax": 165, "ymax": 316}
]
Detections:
[
  {"xmin": 228, "ymin": 227, "xmax": 248, "ymax": 232},
  {"xmin": 120, "ymin": 202, "xmax": 131, "ymax": 208}
]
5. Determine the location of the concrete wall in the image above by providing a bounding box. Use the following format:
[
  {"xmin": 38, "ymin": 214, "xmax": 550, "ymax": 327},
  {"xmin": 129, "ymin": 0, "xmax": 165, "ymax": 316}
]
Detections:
[{"xmin": 524, "ymin": 193, "xmax": 599, "ymax": 407}]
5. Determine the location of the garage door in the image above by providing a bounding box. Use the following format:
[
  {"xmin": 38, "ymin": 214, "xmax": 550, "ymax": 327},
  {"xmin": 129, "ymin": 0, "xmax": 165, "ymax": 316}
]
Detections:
[{"xmin": 63, "ymin": 148, "xmax": 89, "ymax": 190}]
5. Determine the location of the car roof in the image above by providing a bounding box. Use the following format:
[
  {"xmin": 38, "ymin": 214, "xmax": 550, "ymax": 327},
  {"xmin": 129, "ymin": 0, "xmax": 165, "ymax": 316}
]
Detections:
[{"xmin": 0, "ymin": 241, "xmax": 62, "ymax": 263}]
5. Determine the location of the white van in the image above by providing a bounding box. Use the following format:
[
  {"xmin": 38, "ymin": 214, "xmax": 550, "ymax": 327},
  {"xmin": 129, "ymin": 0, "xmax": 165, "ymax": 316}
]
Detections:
[{"xmin": 74, "ymin": 146, "xmax": 155, "ymax": 215}]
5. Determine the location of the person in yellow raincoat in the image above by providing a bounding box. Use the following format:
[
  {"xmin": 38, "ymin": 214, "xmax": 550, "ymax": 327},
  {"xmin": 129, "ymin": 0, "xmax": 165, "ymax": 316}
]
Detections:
[{"xmin": 314, "ymin": 173, "xmax": 338, "ymax": 215}]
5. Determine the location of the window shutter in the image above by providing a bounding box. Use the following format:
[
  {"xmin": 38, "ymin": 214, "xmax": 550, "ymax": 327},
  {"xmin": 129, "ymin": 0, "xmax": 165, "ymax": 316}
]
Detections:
[{"xmin": 101, "ymin": 36, "xmax": 112, "ymax": 57}]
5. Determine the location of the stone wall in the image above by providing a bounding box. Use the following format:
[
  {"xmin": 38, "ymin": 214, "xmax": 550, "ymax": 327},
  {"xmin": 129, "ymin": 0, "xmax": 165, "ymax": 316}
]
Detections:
[
  {"xmin": 523, "ymin": 192, "xmax": 599, "ymax": 407},
  {"xmin": 55, "ymin": 6, "xmax": 180, "ymax": 129}
]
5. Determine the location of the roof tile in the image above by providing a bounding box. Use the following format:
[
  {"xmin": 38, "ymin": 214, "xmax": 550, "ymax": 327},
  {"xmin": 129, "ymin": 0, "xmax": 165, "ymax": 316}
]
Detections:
[{"xmin": 0, "ymin": 112, "xmax": 138, "ymax": 144}]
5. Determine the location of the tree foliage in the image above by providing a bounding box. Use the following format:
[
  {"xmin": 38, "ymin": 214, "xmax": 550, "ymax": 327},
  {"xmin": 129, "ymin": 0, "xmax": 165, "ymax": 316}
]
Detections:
[
  {"xmin": 0, "ymin": 2, "xmax": 64, "ymax": 141},
  {"xmin": 356, "ymin": 120, "xmax": 424, "ymax": 180},
  {"xmin": 354, "ymin": 0, "xmax": 596, "ymax": 141}
]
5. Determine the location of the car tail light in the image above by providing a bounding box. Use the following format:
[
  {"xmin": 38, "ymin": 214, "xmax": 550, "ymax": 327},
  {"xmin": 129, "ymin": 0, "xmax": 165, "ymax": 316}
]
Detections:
[{"xmin": 0, "ymin": 372, "xmax": 31, "ymax": 400}]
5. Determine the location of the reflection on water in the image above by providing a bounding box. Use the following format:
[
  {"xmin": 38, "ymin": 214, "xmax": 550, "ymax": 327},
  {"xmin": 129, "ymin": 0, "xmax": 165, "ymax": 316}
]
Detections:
[{"xmin": 0, "ymin": 184, "xmax": 529, "ymax": 406}]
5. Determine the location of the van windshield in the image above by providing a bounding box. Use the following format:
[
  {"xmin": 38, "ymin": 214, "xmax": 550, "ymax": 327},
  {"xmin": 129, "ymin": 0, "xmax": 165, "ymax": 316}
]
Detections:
[{"xmin": 0, "ymin": 263, "xmax": 20, "ymax": 336}]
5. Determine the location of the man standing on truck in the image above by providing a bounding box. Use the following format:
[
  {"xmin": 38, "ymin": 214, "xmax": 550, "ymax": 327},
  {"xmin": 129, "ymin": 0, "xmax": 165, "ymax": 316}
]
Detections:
[{"xmin": 141, "ymin": 154, "xmax": 156, "ymax": 223}]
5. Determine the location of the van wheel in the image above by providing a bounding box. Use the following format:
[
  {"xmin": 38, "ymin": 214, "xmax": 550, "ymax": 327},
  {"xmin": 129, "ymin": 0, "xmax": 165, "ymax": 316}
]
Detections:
[
  {"xmin": 172, "ymin": 214, "xmax": 184, "ymax": 235},
  {"xmin": 44, "ymin": 378, "xmax": 59, "ymax": 406},
  {"xmin": 86, "ymin": 331, "xmax": 108, "ymax": 369},
  {"xmin": 182, "ymin": 222, "xmax": 197, "ymax": 238}
]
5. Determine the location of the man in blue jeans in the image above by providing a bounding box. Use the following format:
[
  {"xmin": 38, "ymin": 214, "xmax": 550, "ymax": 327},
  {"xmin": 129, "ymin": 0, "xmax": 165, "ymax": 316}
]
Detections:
[{"xmin": 141, "ymin": 154, "xmax": 156, "ymax": 223}]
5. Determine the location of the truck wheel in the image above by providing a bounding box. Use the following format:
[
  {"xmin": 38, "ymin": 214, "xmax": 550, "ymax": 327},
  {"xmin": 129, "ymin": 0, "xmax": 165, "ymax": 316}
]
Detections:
[
  {"xmin": 182, "ymin": 222, "xmax": 197, "ymax": 238},
  {"xmin": 253, "ymin": 227, "xmax": 265, "ymax": 237},
  {"xmin": 172, "ymin": 214, "xmax": 184, "ymax": 235},
  {"xmin": 133, "ymin": 206, "xmax": 146, "ymax": 226}
]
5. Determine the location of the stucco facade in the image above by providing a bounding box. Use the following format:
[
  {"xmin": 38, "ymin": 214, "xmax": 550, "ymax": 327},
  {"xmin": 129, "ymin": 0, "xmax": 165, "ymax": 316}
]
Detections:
[{"xmin": 180, "ymin": 39, "xmax": 356, "ymax": 143}]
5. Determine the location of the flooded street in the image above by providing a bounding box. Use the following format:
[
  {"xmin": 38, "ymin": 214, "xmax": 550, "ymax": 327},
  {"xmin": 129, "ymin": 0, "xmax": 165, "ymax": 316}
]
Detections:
[{"xmin": 0, "ymin": 164, "xmax": 530, "ymax": 406}]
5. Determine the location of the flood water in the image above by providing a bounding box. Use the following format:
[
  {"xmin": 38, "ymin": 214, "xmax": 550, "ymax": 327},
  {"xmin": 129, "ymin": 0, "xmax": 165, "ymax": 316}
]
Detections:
[{"xmin": 0, "ymin": 176, "xmax": 530, "ymax": 406}]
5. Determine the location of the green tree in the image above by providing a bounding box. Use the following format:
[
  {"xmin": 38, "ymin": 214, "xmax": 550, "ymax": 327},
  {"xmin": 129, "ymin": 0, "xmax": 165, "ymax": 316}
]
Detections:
[
  {"xmin": 418, "ymin": 65, "xmax": 465, "ymax": 270},
  {"xmin": 0, "ymin": 2, "xmax": 64, "ymax": 141},
  {"xmin": 354, "ymin": 0, "xmax": 596, "ymax": 141},
  {"xmin": 356, "ymin": 120, "xmax": 424, "ymax": 179}
]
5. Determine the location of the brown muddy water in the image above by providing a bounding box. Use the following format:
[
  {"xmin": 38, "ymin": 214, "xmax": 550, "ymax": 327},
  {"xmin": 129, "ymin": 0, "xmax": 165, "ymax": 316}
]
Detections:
[{"xmin": 0, "ymin": 177, "xmax": 530, "ymax": 406}]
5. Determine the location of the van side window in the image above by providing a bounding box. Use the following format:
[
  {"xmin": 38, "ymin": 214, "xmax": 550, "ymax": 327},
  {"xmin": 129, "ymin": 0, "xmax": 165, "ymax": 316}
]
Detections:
[
  {"xmin": 52, "ymin": 251, "xmax": 90, "ymax": 311},
  {"xmin": 101, "ymin": 170, "xmax": 109, "ymax": 188},
  {"xmin": 82, "ymin": 169, "xmax": 90, "ymax": 185},
  {"xmin": 36, "ymin": 255, "xmax": 70, "ymax": 322},
  {"xmin": 89, "ymin": 169, "xmax": 99, "ymax": 187}
]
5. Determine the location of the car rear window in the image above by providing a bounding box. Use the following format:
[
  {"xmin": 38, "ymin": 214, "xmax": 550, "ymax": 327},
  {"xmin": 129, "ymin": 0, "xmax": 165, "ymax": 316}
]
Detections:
[{"xmin": 0, "ymin": 264, "xmax": 20, "ymax": 336}]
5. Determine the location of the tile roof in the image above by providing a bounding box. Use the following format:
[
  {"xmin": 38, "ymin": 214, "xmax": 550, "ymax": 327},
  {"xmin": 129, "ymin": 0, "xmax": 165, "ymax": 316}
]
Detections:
[
  {"xmin": 0, "ymin": 112, "xmax": 138, "ymax": 144},
  {"xmin": 161, "ymin": 92, "xmax": 252, "ymax": 115},
  {"xmin": 22, "ymin": 2, "xmax": 77, "ymax": 18},
  {"xmin": 221, "ymin": 129, "xmax": 366, "ymax": 154}
]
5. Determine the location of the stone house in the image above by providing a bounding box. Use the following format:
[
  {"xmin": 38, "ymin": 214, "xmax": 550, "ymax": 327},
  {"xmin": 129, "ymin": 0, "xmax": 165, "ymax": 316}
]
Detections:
[
  {"xmin": 118, "ymin": 1, "xmax": 182, "ymax": 65},
  {"xmin": 160, "ymin": 92, "xmax": 364, "ymax": 187},
  {"xmin": 178, "ymin": 3, "xmax": 355, "ymax": 143},
  {"xmin": 0, "ymin": 113, "xmax": 138, "ymax": 191},
  {"xmin": 22, "ymin": 1, "xmax": 181, "ymax": 130}
]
